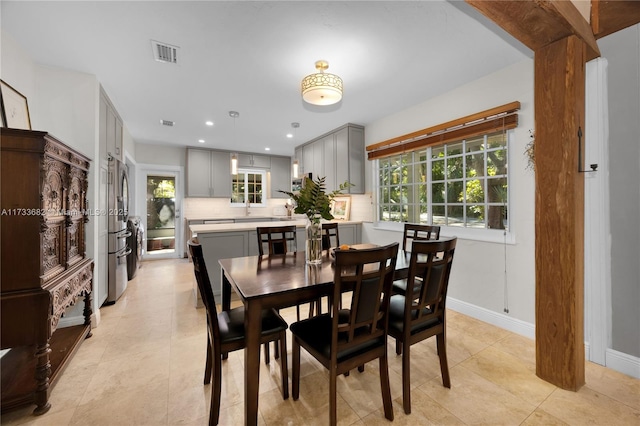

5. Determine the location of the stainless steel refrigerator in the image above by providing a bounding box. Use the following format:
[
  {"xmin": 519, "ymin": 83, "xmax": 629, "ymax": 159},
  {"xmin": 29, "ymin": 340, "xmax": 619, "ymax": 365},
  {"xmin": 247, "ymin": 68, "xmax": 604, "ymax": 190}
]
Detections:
[{"xmin": 105, "ymin": 157, "xmax": 131, "ymax": 304}]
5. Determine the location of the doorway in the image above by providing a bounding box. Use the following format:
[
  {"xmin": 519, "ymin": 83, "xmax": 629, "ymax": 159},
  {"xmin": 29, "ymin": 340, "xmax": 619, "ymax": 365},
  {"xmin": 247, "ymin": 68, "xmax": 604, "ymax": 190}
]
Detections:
[{"xmin": 142, "ymin": 168, "xmax": 182, "ymax": 259}]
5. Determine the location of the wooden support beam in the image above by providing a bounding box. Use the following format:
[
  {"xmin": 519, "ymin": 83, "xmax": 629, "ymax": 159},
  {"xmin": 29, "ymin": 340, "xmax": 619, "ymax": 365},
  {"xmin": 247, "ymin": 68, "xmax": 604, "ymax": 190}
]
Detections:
[
  {"xmin": 466, "ymin": 0, "xmax": 600, "ymax": 60},
  {"xmin": 592, "ymin": 0, "xmax": 640, "ymax": 39},
  {"xmin": 534, "ymin": 35, "xmax": 586, "ymax": 391}
]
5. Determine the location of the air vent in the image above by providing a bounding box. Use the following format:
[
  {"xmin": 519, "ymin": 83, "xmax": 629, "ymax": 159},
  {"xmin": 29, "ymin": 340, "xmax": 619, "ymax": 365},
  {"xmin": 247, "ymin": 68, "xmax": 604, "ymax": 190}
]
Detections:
[
  {"xmin": 151, "ymin": 40, "xmax": 179, "ymax": 64},
  {"xmin": 160, "ymin": 119, "xmax": 175, "ymax": 127}
]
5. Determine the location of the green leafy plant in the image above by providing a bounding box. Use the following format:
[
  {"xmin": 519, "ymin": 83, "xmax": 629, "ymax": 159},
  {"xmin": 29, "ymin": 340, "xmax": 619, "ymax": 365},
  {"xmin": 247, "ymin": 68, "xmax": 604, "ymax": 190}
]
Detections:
[{"xmin": 279, "ymin": 176, "xmax": 351, "ymax": 224}]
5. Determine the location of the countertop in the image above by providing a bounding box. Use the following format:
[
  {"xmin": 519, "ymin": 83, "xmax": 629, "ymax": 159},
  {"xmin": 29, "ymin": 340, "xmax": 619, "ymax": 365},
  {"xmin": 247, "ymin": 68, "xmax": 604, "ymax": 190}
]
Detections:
[{"xmin": 190, "ymin": 219, "xmax": 362, "ymax": 234}]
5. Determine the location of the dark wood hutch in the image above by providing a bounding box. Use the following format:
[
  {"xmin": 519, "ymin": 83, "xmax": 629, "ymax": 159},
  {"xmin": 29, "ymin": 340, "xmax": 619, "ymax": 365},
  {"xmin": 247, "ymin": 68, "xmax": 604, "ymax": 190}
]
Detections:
[{"xmin": 1, "ymin": 128, "xmax": 94, "ymax": 415}]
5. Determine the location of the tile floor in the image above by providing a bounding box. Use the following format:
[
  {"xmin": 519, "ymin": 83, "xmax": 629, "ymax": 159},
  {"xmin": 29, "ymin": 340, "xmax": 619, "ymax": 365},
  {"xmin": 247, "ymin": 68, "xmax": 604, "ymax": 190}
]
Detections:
[{"xmin": 2, "ymin": 258, "xmax": 639, "ymax": 425}]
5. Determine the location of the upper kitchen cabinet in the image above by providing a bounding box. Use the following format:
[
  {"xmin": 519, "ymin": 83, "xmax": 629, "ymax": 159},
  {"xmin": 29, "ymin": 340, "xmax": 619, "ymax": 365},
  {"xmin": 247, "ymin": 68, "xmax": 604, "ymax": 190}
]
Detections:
[
  {"xmin": 237, "ymin": 153, "xmax": 271, "ymax": 168},
  {"xmin": 99, "ymin": 88, "xmax": 123, "ymax": 163},
  {"xmin": 269, "ymin": 156, "xmax": 291, "ymax": 198},
  {"xmin": 296, "ymin": 123, "xmax": 364, "ymax": 194},
  {"xmin": 186, "ymin": 148, "xmax": 231, "ymax": 198}
]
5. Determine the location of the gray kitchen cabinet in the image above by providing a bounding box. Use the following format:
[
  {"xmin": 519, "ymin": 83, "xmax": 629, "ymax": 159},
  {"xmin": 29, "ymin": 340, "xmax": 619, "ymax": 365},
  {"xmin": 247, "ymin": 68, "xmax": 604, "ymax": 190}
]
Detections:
[
  {"xmin": 295, "ymin": 124, "xmax": 365, "ymax": 194},
  {"xmin": 186, "ymin": 148, "xmax": 231, "ymax": 198},
  {"xmin": 335, "ymin": 223, "xmax": 360, "ymax": 245},
  {"xmin": 270, "ymin": 156, "xmax": 292, "ymax": 198},
  {"xmin": 100, "ymin": 88, "xmax": 123, "ymax": 162},
  {"xmin": 186, "ymin": 149, "xmax": 212, "ymax": 197},
  {"xmin": 294, "ymin": 147, "xmax": 303, "ymax": 175},
  {"xmin": 210, "ymin": 151, "xmax": 231, "ymax": 197},
  {"xmin": 238, "ymin": 153, "xmax": 271, "ymax": 168}
]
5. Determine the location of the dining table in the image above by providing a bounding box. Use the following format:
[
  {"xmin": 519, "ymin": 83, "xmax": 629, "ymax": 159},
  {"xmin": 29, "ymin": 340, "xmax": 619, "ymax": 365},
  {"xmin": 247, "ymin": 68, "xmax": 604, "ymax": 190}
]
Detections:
[{"xmin": 218, "ymin": 244, "xmax": 413, "ymax": 426}]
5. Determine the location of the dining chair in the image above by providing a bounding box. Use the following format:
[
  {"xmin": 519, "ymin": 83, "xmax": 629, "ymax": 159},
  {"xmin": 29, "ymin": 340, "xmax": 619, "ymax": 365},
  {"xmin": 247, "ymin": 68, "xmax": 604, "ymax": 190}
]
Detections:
[
  {"xmin": 401, "ymin": 223, "xmax": 441, "ymax": 251},
  {"xmin": 188, "ymin": 238, "xmax": 289, "ymax": 425},
  {"xmin": 256, "ymin": 225, "xmax": 298, "ymax": 359},
  {"xmin": 321, "ymin": 222, "xmax": 340, "ymax": 250},
  {"xmin": 257, "ymin": 225, "xmax": 297, "ymax": 255},
  {"xmin": 290, "ymin": 242, "xmax": 399, "ymax": 425},
  {"xmin": 388, "ymin": 238, "xmax": 457, "ymax": 415},
  {"xmin": 393, "ymin": 223, "xmax": 441, "ymax": 296}
]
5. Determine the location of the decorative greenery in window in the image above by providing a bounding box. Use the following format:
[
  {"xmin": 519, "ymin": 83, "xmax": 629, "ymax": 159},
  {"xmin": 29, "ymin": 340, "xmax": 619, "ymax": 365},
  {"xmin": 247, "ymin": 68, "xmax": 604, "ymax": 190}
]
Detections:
[
  {"xmin": 377, "ymin": 130, "xmax": 509, "ymax": 230},
  {"xmin": 231, "ymin": 169, "xmax": 266, "ymax": 205}
]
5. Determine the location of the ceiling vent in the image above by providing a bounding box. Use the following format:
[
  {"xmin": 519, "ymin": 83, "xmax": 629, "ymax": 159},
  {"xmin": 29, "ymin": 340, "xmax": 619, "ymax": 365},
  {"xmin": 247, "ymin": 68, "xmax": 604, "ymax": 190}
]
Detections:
[
  {"xmin": 151, "ymin": 40, "xmax": 179, "ymax": 64},
  {"xmin": 160, "ymin": 119, "xmax": 175, "ymax": 127}
]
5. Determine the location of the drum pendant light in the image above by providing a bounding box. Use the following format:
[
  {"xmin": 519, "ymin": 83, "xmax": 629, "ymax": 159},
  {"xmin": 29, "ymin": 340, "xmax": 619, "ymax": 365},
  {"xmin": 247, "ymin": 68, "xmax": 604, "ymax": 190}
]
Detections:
[{"xmin": 301, "ymin": 60, "xmax": 343, "ymax": 106}]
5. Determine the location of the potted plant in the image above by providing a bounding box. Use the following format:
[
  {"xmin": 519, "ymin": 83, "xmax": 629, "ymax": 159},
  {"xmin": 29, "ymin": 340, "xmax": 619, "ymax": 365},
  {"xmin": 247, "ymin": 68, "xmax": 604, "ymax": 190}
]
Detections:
[{"xmin": 279, "ymin": 176, "xmax": 351, "ymax": 264}]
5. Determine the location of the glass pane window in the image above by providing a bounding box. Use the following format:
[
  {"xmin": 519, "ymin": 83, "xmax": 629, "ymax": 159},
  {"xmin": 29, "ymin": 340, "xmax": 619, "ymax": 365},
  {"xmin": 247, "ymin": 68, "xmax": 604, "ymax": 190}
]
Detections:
[
  {"xmin": 376, "ymin": 130, "xmax": 510, "ymax": 230},
  {"xmin": 231, "ymin": 169, "xmax": 266, "ymax": 206}
]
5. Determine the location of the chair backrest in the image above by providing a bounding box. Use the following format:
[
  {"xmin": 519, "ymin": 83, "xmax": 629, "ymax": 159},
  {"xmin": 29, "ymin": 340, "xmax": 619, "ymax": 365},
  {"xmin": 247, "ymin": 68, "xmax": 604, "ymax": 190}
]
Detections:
[
  {"xmin": 188, "ymin": 238, "xmax": 221, "ymax": 340},
  {"xmin": 257, "ymin": 225, "xmax": 297, "ymax": 256},
  {"xmin": 402, "ymin": 223, "xmax": 441, "ymax": 251},
  {"xmin": 332, "ymin": 242, "xmax": 399, "ymax": 350},
  {"xmin": 404, "ymin": 238, "xmax": 457, "ymax": 326},
  {"xmin": 321, "ymin": 222, "xmax": 340, "ymax": 250}
]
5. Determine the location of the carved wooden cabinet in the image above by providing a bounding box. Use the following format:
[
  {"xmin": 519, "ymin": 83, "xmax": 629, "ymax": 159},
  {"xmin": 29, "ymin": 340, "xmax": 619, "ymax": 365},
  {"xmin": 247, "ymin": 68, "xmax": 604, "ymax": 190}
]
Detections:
[{"xmin": 1, "ymin": 128, "xmax": 94, "ymax": 415}]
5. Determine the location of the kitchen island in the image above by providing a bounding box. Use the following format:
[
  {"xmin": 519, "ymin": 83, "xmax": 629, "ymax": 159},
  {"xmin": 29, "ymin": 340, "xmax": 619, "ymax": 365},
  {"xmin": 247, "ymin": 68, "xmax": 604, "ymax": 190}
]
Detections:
[{"xmin": 188, "ymin": 219, "xmax": 362, "ymax": 306}]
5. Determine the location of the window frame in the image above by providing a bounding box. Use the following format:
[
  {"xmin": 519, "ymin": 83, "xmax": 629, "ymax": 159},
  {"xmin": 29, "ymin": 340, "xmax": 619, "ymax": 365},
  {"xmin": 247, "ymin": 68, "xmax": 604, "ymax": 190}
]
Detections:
[
  {"xmin": 230, "ymin": 168, "xmax": 268, "ymax": 207},
  {"xmin": 374, "ymin": 130, "xmax": 514, "ymax": 244}
]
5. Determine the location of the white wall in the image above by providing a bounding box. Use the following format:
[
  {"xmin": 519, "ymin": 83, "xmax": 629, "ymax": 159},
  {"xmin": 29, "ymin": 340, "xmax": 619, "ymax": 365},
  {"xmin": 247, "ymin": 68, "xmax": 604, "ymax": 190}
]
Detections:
[
  {"xmin": 363, "ymin": 59, "xmax": 536, "ymax": 329},
  {"xmin": 599, "ymin": 24, "xmax": 640, "ymax": 359},
  {"xmin": 1, "ymin": 30, "xmax": 103, "ymax": 325}
]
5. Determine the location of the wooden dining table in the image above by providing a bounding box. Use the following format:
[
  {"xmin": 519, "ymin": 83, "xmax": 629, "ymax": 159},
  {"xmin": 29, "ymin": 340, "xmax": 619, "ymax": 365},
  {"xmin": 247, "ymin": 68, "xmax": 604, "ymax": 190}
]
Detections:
[{"xmin": 218, "ymin": 244, "xmax": 413, "ymax": 426}]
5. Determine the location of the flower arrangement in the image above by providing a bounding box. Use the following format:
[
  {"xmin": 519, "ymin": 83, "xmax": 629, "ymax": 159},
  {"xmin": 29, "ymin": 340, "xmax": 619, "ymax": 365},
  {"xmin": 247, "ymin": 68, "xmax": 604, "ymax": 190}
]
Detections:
[
  {"xmin": 279, "ymin": 176, "xmax": 351, "ymax": 225},
  {"xmin": 279, "ymin": 176, "xmax": 351, "ymax": 264}
]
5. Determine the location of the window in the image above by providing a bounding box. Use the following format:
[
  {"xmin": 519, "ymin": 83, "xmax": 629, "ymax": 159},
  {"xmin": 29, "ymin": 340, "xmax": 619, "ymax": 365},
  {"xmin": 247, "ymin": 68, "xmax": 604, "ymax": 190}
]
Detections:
[
  {"xmin": 377, "ymin": 130, "xmax": 509, "ymax": 230},
  {"xmin": 231, "ymin": 169, "xmax": 267, "ymax": 206}
]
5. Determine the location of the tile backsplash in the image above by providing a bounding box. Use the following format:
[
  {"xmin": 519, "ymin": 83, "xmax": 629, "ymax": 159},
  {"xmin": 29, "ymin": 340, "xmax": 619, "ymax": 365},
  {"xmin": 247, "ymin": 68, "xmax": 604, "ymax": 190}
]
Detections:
[{"xmin": 184, "ymin": 193, "xmax": 374, "ymax": 222}]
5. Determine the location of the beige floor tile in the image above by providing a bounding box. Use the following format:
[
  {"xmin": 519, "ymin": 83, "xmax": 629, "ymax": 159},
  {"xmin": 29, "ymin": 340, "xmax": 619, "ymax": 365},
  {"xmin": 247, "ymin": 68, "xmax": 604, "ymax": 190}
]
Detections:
[
  {"xmin": 520, "ymin": 408, "xmax": 569, "ymax": 425},
  {"xmin": 80, "ymin": 348, "xmax": 170, "ymax": 406},
  {"xmin": 490, "ymin": 332, "xmax": 537, "ymax": 369},
  {"xmin": 539, "ymin": 386, "xmax": 640, "ymax": 425},
  {"xmin": 69, "ymin": 379, "xmax": 169, "ymax": 426},
  {"xmin": 460, "ymin": 345, "xmax": 556, "ymax": 405},
  {"xmin": 420, "ymin": 364, "xmax": 537, "ymax": 425},
  {"xmin": 585, "ymin": 361, "xmax": 640, "ymax": 410}
]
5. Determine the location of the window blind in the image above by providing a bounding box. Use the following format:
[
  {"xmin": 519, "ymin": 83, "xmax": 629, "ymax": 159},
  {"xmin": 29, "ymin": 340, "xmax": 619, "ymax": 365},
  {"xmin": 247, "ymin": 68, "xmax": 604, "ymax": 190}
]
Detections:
[{"xmin": 367, "ymin": 101, "xmax": 520, "ymax": 160}]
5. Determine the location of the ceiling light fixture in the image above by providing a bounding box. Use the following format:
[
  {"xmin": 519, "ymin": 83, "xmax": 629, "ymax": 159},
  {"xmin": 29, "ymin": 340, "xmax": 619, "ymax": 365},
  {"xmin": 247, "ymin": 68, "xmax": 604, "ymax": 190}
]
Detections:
[
  {"xmin": 198, "ymin": 139, "xmax": 205, "ymax": 144},
  {"xmin": 229, "ymin": 111, "xmax": 239, "ymax": 175},
  {"xmin": 301, "ymin": 60, "xmax": 343, "ymax": 106},
  {"xmin": 205, "ymin": 121, "xmax": 214, "ymax": 126}
]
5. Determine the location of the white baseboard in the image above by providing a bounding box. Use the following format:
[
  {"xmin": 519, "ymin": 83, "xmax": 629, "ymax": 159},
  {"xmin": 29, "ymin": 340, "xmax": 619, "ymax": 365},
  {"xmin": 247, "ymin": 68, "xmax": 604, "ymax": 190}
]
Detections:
[
  {"xmin": 447, "ymin": 297, "xmax": 640, "ymax": 379},
  {"xmin": 606, "ymin": 348, "xmax": 640, "ymax": 379},
  {"xmin": 447, "ymin": 297, "xmax": 535, "ymax": 339}
]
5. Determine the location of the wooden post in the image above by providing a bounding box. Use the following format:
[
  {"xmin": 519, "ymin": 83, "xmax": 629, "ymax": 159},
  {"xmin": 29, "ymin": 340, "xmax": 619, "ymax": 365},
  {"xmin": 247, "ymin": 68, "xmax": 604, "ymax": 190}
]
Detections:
[{"xmin": 534, "ymin": 35, "xmax": 586, "ymax": 390}]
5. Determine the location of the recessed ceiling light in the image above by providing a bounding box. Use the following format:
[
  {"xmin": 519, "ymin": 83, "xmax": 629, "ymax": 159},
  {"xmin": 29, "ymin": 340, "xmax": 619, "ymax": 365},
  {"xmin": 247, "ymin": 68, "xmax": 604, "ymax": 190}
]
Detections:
[
  {"xmin": 198, "ymin": 139, "xmax": 205, "ymax": 143},
  {"xmin": 286, "ymin": 133, "xmax": 293, "ymax": 138},
  {"xmin": 205, "ymin": 121, "xmax": 214, "ymax": 126},
  {"xmin": 265, "ymin": 147, "xmax": 271, "ymax": 151}
]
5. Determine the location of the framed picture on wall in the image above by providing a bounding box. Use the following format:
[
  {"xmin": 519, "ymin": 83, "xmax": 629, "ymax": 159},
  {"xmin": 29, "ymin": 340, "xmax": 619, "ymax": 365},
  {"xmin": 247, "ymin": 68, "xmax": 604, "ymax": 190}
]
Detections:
[
  {"xmin": 330, "ymin": 196, "xmax": 351, "ymax": 221},
  {"xmin": 0, "ymin": 80, "xmax": 31, "ymax": 130}
]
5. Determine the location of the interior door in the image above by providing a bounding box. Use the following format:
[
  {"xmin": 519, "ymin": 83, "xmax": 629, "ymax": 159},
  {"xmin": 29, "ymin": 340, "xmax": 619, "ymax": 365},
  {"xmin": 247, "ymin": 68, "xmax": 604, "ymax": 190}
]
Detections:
[{"xmin": 143, "ymin": 169, "xmax": 182, "ymax": 259}]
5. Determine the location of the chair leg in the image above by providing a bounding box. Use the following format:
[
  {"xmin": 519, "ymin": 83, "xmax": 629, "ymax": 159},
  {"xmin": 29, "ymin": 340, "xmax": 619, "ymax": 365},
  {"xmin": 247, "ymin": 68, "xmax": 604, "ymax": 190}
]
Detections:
[
  {"xmin": 396, "ymin": 338, "xmax": 402, "ymax": 355},
  {"xmin": 211, "ymin": 352, "xmax": 222, "ymax": 425},
  {"xmin": 292, "ymin": 339, "xmax": 300, "ymax": 400},
  {"xmin": 274, "ymin": 340, "xmax": 280, "ymax": 359},
  {"xmin": 436, "ymin": 332, "xmax": 451, "ymax": 388},
  {"xmin": 204, "ymin": 335, "xmax": 213, "ymax": 384},
  {"xmin": 402, "ymin": 340, "xmax": 411, "ymax": 414},
  {"xmin": 357, "ymin": 364, "xmax": 365, "ymax": 373},
  {"xmin": 264, "ymin": 342, "xmax": 270, "ymax": 365},
  {"xmin": 279, "ymin": 332, "xmax": 289, "ymax": 400},
  {"xmin": 329, "ymin": 370, "xmax": 337, "ymax": 426},
  {"xmin": 379, "ymin": 353, "xmax": 394, "ymax": 421}
]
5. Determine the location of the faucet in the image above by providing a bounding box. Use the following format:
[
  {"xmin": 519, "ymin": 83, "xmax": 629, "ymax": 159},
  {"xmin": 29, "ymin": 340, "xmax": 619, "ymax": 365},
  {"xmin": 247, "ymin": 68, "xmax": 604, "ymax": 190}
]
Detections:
[{"xmin": 245, "ymin": 199, "xmax": 250, "ymax": 216}]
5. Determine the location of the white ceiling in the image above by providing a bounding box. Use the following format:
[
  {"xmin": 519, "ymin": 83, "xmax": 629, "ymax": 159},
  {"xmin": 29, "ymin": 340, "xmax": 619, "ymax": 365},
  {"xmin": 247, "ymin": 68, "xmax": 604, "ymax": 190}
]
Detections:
[{"xmin": 1, "ymin": 1, "xmax": 531, "ymax": 157}]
